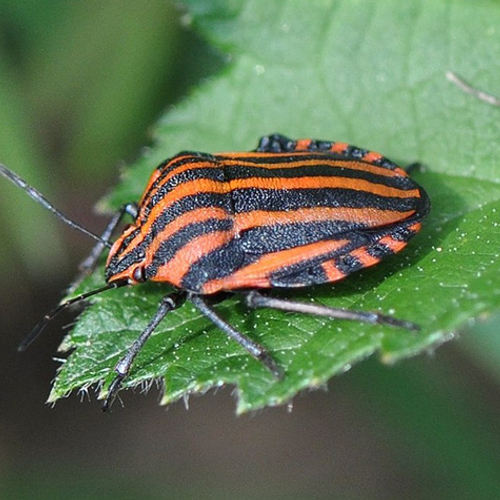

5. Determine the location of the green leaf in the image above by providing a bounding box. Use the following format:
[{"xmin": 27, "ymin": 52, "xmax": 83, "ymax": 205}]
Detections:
[{"xmin": 50, "ymin": 0, "xmax": 500, "ymax": 412}]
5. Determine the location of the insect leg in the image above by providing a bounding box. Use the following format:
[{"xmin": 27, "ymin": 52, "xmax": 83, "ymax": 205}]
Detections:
[
  {"xmin": 102, "ymin": 290, "xmax": 187, "ymax": 412},
  {"xmin": 244, "ymin": 291, "xmax": 419, "ymax": 331},
  {"xmin": 69, "ymin": 203, "xmax": 138, "ymax": 292},
  {"xmin": 189, "ymin": 294, "xmax": 283, "ymax": 379}
]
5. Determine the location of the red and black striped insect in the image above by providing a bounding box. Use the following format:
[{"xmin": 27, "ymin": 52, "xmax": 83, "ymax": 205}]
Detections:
[{"xmin": 0, "ymin": 133, "xmax": 430, "ymax": 410}]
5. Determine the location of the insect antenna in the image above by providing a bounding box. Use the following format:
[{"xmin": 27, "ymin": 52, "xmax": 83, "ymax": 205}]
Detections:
[
  {"xmin": 0, "ymin": 163, "xmax": 112, "ymax": 248},
  {"xmin": 18, "ymin": 280, "xmax": 128, "ymax": 352}
]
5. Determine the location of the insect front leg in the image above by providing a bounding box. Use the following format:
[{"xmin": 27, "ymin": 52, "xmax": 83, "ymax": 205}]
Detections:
[
  {"xmin": 69, "ymin": 202, "xmax": 138, "ymax": 293},
  {"xmin": 102, "ymin": 290, "xmax": 187, "ymax": 412}
]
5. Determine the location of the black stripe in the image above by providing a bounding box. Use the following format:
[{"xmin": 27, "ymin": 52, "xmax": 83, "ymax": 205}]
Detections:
[
  {"xmin": 366, "ymin": 242, "xmax": 392, "ymax": 259},
  {"xmin": 107, "ymin": 186, "xmax": 422, "ymax": 281},
  {"xmin": 239, "ymin": 220, "xmax": 368, "ymax": 255},
  {"xmin": 147, "ymin": 193, "xmax": 232, "ymax": 243},
  {"xmin": 143, "ymin": 164, "xmax": 223, "ymax": 219},
  {"xmin": 180, "ymin": 239, "xmax": 249, "ymax": 292},
  {"xmin": 389, "ymin": 225, "xmax": 418, "ymax": 242},
  {"xmin": 335, "ymin": 254, "xmax": 363, "ymax": 275},
  {"xmin": 143, "ymin": 153, "xmax": 216, "ymax": 204},
  {"xmin": 182, "ymin": 209, "xmax": 426, "ymax": 292},
  {"xmin": 105, "ymin": 243, "xmax": 145, "ymax": 280},
  {"xmin": 145, "ymin": 217, "xmax": 233, "ymax": 279},
  {"xmin": 269, "ymin": 262, "xmax": 328, "ymax": 287},
  {"xmin": 221, "ymin": 151, "xmax": 373, "ymax": 166},
  {"xmin": 221, "ymin": 150, "xmax": 399, "ymax": 170},
  {"xmin": 231, "ymin": 187, "xmax": 421, "ymax": 213},
  {"xmin": 182, "ymin": 229, "xmax": 366, "ymax": 292},
  {"xmin": 107, "ymin": 193, "xmax": 232, "ymax": 278},
  {"xmin": 110, "ymin": 227, "xmax": 141, "ymax": 261},
  {"xmin": 221, "ymin": 163, "xmax": 415, "ymax": 190},
  {"xmin": 156, "ymin": 151, "xmax": 216, "ymax": 176}
]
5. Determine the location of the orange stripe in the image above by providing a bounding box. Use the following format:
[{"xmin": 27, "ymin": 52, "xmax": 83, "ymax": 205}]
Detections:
[
  {"xmin": 233, "ymin": 207, "xmax": 415, "ymax": 232},
  {"xmin": 143, "ymin": 207, "xmax": 230, "ymax": 263},
  {"xmin": 321, "ymin": 227, "xmax": 420, "ymax": 283},
  {"xmin": 330, "ymin": 142, "xmax": 349, "ymax": 153},
  {"xmin": 152, "ymin": 230, "xmax": 234, "ymax": 288},
  {"xmin": 377, "ymin": 232, "xmax": 414, "ymax": 254},
  {"xmin": 218, "ymin": 154, "xmax": 405, "ymax": 178},
  {"xmin": 227, "ymin": 176, "xmax": 419, "ymax": 199},
  {"xmin": 407, "ymin": 221, "xmax": 422, "ymax": 233},
  {"xmin": 139, "ymin": 177, "xmax": 229, "ymax": 245},
  {"xmin": 139, "ymin": 158, "xmax": 219, "ymax": 219},
  {"xmin": 362, "ymin": 151, "xmax": 382, "ymax": 163},
  {"xmin": 106, "ymin": 224, "xmax": 138, "ymax": 269},
  {"xmin": 321, "ymin": 260, "xmax": 347, "ymax": 282},
  {"xmin": 110, "ymin": 207, "xmax": 230, "ymax": 274},
  {"xmin": 295, "ymin": 139, "xmax": 313, "ymax": 150},
  {"xmin": 322, "ymin": 246, "xmax": 384, "ymax": 280},
  {"xmin": 202, "ymin": 238, "xmax": 351, "ymax": 293},
  {"xmin": 137, "ymin": 174, "xmax": 417, "ymax": 250},
  {"xmin": 137, "ymin": 168, "xmax": 162, "ymax": 208},
  {"xmin": 350, "ymin": 247, "xmax": 381, "ymax": 268}
]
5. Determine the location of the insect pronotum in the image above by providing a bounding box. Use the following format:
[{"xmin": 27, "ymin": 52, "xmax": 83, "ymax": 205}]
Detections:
[{"xmin": 0, "ymin": 134, "xmax": 430, "ymax": 410}]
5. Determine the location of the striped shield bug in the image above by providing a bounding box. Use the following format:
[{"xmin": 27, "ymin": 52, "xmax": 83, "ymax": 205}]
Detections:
[{"xmin": 0, "ymin": 133, "xmax": 430, "ymax": 410}]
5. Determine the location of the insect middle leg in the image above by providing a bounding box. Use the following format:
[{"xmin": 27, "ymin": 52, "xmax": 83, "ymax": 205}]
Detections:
[{"xmin": 190, "ymin": 294, "xmax": 283, "ymax": 379}]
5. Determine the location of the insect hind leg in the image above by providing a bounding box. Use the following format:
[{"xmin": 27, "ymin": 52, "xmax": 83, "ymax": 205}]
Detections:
[{"xmin": 244, "ymin": 291, "xmax": 419, "ymax": 331}]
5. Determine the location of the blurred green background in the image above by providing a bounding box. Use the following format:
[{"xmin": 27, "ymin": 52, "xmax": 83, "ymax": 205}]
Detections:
[{"xmin": 1, "ymin": 1, "xmax": 500, "ymax": 499}]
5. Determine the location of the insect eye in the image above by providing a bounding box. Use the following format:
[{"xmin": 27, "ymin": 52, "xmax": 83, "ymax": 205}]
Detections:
[{"xmin": 132, "ymin": 266, "xmax": 146, "ymax": 283}]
